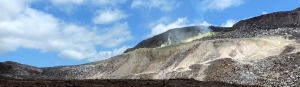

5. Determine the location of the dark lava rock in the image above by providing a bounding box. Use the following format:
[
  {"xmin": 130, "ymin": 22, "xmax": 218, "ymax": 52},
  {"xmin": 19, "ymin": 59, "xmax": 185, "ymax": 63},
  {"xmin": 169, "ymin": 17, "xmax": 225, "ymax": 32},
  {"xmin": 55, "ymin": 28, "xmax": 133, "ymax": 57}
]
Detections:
[
  {"xmin": 0, "ymin": 61, "xmax": 42, "ymax": 79},
  {"xmin": 0, "ymin": 79, "xmax": 261, "ymax": 87},
  {"xmin": 209, "ymin": 26, "xmax": 234, "ymax": 32},
  {"xmin": 232, "ymin": 7, "xmax": 300, "ymax": 30},
  {"xmin": 204, "ymin": 58, "xmax": 238, "ymax": 81},
  {"xmin": 200, "ymin": 7, "xmax": 300, "ymax": 41}
]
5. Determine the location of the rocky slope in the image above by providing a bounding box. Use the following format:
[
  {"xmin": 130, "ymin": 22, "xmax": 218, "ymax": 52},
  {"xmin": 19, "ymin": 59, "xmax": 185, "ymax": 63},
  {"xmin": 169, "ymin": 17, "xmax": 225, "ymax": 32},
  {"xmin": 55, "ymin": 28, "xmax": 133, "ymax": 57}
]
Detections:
[
  {"xmin": 0, "ymin": 79, "xmax": 260, "ymax": 87},
  {"xmin": 201, "ymin": 7, "xmax": 300, "ymax": 40},
  {"xmin": 1, "ymin": 7, "xmax": 300, "ymax": 86},
  {"xmin": 0, "ymin": 61, "xmax": 42, "ymax": 79}
]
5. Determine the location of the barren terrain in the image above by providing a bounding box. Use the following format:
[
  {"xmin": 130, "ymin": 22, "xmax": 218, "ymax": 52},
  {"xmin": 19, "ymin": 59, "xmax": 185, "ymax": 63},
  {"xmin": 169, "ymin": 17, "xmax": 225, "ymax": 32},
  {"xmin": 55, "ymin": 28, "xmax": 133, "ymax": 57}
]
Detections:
[{"xmin": 0, "ymin": 79, "xmax": 261, "ymax": 87}]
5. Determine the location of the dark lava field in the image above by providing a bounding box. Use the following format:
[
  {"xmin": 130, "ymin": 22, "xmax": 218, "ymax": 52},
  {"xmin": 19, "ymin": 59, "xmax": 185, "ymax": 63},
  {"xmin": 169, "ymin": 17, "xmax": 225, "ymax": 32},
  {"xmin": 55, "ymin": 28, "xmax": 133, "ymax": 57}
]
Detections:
[{"xmin": 0, "ymin": 79, "xmax": 261, "ymax": 87}]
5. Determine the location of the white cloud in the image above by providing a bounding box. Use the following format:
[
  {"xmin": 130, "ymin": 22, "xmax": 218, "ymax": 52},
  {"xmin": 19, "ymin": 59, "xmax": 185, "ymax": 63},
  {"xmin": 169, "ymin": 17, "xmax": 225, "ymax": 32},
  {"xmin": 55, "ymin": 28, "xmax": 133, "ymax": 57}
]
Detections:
[
  {"xmin": 50, "ymin": 0, "xmax": 84, "ymax": 13},
  {"xmin": 148, "ymin": 17, "xmax": 171, "ymax": 28},
  {"xmin": 221, "ymin": 19, "xmax": 236, "ymax": 27},
  {"xmin": 50, "ymin": 0, "xmax": 127, "ymax": 6},
  {"xmin": 262, "ymin": 11, "xmax": 268, "ymax": 14},
  {"xmin": 146, "ymin": 17, "xmax": 211, "ymax": 38},
  {"xmin": 89, "ymin": 46, "xmax": 130, "ymax": 61},
  {"xmin": 201, "ymin": 0, "xmax": 244, "ymax": 11},
  {"xmin": 97, "ymin": 23, "xmax": 133, "ymax": 48},
  {"xmin": 50, "ymin": 0, "xmax": 129, "ymax": 24},
  {"xmin": 50, "ymin": 0, "xmax": 84, "ymax": 5},
  {"xmin": 93, "ymin": 8, "xmax": 128, "ymax": 24},
  {"xmin": 0, "ymin": 0, "xmax": 32, "ymax": 20},
  {"xmin": 49, "ymin": 0, "xmax": 127, "ymax": 13},
  {"xmin": 0, "ymin": 0, "xmax": 132, "ymax": 61},
  {"xmin": 146, "ymin": 18, "xmax": 187, "ymax": 37},
  {"xmin": 131, "ymin": 0, "xmax": 180, "ymax": 11},
  {"xmin": 90, "ymin": 0, "xmax": 127, "ymax": 6}
]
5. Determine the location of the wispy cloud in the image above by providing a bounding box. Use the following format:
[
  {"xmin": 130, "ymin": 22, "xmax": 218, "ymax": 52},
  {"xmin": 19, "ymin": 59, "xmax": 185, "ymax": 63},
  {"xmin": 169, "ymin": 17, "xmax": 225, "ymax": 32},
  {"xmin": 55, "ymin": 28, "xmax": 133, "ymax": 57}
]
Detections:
[
  {"xmin": 90, "ymin": 46, "xmax": 130, "ymax": 61},
  {"xmin": 50, "ymin": 0, "xmax": 84, "ymax": 13},
  {"xmin": 93, "ymin": 8, "xmax": 128, "ymax": 24},
  {"xmin": 50, "ymin": 0, "xmax": 84, "ymax": 5},
  {"xmin": 49, "ymin": 0, "xmax": 127, "ymax": 13},
  {"xmin": 89, "ymin": 0, "xmax": 127, "ymax": 6},
  {"xmin": 50, "ymin": 0, "xmax": 127, "ymax": 6},
  {"xmin": 131, "ymin": 0, "xmax": 180, "ymax": 12},
  {"xmin": 200, "ymin": 0, "xmax": 244, "ymax": 11}
]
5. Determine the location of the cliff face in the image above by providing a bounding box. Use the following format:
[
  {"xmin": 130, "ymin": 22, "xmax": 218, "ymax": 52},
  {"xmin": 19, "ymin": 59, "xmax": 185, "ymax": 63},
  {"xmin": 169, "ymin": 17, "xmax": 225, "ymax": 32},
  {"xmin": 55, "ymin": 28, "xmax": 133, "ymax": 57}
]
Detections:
[{"xmin": 1, "ymin": 7, "xmax": 300, "ymax": 86}]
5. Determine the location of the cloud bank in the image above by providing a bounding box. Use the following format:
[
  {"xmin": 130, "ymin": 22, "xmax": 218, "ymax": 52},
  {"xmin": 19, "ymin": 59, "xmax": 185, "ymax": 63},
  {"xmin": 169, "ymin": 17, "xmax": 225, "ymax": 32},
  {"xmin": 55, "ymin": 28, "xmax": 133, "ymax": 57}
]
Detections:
[{"xmin": 0, "ymin": 0, "xmax": 132, "ymax": 61}]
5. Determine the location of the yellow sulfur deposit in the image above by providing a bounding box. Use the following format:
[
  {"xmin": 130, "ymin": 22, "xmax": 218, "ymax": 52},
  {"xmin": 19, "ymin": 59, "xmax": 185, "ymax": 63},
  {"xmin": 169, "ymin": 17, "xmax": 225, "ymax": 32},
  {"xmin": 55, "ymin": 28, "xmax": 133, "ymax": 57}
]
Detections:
[
  {"xmin": 159, "ymin": 32, "xmax": 218, "ymax": 48},
  {"xmin": 181, "ymin": 32, "xmax": 218, "ymax": 43}
]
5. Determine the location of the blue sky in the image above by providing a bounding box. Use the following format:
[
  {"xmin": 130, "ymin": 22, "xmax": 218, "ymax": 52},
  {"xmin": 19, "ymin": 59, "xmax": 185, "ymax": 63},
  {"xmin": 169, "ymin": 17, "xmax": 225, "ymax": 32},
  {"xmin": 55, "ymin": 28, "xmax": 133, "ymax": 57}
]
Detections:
[{"xmin": 0, "ymin": 0, "xmax": 299, "ymax": 67}]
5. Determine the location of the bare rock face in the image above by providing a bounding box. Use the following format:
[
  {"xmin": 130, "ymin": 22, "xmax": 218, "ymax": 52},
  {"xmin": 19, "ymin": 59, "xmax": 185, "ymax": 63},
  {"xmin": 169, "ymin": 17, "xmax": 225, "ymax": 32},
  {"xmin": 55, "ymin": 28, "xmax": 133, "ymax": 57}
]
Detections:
[{"xmin": 2, "ymin": 7, "xmax": 300, "ymax": 87}]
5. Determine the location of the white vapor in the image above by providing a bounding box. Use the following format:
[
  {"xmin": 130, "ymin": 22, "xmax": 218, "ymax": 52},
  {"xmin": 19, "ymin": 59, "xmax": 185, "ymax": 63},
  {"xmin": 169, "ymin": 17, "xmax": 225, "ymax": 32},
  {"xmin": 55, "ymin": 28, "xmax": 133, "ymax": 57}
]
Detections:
[{"xmin": 0, "ymin": 0, "xmax": 132, "ymax": 61}]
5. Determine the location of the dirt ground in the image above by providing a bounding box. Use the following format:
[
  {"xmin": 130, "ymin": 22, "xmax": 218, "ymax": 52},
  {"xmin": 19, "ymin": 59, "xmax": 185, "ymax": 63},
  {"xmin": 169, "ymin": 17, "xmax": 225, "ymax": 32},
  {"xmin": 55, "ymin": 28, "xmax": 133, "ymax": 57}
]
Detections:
[{"xmin": 0, "ymin": 79, "xmax": 261, "ymax": 87}]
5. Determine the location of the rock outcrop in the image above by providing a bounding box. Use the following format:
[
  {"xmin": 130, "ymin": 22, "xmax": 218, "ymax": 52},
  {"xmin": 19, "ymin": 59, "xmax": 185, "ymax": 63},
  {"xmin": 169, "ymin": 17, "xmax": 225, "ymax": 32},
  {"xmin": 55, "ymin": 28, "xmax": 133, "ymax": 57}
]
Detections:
[{"xmin": 2, "ymin": 7, "xmax": 300, "ymax": 86}]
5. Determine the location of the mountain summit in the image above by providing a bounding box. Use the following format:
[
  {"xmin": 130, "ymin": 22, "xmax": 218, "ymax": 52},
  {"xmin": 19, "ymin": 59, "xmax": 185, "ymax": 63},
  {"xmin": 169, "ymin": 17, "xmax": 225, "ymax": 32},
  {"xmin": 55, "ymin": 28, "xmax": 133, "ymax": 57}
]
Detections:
[{"xmin": 2, "ymin": 7, "xmax": 300, "ymax": 86}]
